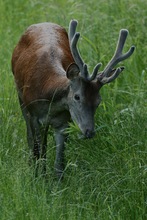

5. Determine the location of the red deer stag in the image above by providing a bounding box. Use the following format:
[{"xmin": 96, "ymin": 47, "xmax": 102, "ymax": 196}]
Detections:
[{"xmin": 12, "ymin": 20, "xmax": 135, "ymax": 179}]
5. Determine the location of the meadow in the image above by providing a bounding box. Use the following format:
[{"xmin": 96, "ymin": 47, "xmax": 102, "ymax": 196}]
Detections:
[{"xmin": 0, "ymin": 0, "xmax": 147, "ymax": 219}]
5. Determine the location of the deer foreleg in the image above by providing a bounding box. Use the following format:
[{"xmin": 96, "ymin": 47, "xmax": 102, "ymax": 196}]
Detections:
[{"xmin": 54, "ymin": 125, "xmax": 68, "ymax": 179}]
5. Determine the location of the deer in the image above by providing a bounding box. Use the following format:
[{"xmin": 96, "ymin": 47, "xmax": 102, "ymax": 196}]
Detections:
[{"xmin": 11, "ymin": 19, "xmax": 135, "ymax": 179}]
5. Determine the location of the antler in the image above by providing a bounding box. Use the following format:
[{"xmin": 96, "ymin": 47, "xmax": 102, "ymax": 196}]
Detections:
[
  {"xmin": 68, "ymin": 20, "xmax": 101, "ymax": 81},
  {"xmin": 97, "ymin": 29, "xmax": 135, "ymax": 85}
]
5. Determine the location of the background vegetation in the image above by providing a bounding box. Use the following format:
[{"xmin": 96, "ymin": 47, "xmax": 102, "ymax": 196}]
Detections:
[{"xmin": 0, "ymin": 0, "xmax": 146, "ymax": 219}]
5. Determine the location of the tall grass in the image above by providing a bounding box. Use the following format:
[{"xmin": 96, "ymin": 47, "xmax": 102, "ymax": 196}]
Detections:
[{"xmin": 0, "ymin": 0, "xmax": 146, "ymax": 219}]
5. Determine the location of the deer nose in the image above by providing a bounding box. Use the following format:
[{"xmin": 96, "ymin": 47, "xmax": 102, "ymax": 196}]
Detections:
[{"xmin": 85, "ymin": 129, "xmax": 95, "ymax": 139}]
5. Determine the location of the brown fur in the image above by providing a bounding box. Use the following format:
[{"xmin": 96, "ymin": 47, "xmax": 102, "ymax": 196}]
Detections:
[{"xmin": 12, "ymin": 22, "xmax": 74, "ymax": 105}]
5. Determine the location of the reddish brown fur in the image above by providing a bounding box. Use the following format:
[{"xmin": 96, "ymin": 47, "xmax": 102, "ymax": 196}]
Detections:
[{"xmin": 12, "ymin": 22, "xmax": 74, "ymax": 105}]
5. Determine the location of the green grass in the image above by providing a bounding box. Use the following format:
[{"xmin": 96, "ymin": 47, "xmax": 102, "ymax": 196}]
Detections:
[{"xmin": 0, "ymin": 0, "xmax": 147, "ymax": 219}]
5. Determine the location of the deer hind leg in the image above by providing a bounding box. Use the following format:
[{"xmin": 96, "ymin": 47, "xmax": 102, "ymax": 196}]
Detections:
[
  {"xmin": 40, "ymin": 125, "xmax": 49, "ymax": 175},
  {"xmin": 19, "ymin": 97, "xmax": 49, "ymax": 176},
  {"xmin": 18, "ymin": 96, "xmax": 34, "ymax": 149},
  {"xmin": 29, "ymin": 117, "xmax": 49, "ymax": 177}
]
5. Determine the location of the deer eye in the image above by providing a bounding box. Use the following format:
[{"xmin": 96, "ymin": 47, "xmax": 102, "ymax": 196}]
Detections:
[{"xmin": 74, "ymin": 94, "xmax": 80, "ymax": 101}]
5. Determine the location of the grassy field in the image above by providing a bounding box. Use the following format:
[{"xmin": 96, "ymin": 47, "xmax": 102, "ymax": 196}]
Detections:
[{"xmin": 0, "ymin": 0, "xmax": 147, "ymax": 219}]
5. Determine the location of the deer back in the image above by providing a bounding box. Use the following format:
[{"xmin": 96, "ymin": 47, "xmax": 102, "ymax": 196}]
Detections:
[{"xmin": 12, "ymin": 22, "xmax": 74, "ymax": 105}]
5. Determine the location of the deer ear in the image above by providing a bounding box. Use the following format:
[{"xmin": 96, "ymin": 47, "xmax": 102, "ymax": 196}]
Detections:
[{"xmin": 66, "ymin": 63, "xmax": 80, "ymax": 80}]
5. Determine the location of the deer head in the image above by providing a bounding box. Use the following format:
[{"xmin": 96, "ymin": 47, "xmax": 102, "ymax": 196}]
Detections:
[{"xmin": 66, "ymin": 20, "xmax": 135, "ymax": 138}]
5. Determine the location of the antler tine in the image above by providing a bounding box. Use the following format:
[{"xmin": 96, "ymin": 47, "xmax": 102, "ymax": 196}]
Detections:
[
  {"xmin": 88, "ymin": 63, "xmax": 102, "ymax": 81},
  {"xmin": 69, "ymin": 20, "xmax": 102, "ymax": 82},
  {"xmin": 98, "ymin": 29, "xmax": 135, "ymax": 85},
  {"xmin": 68, "ymin": 20, "xmax": 84, "ymax": 73}
]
